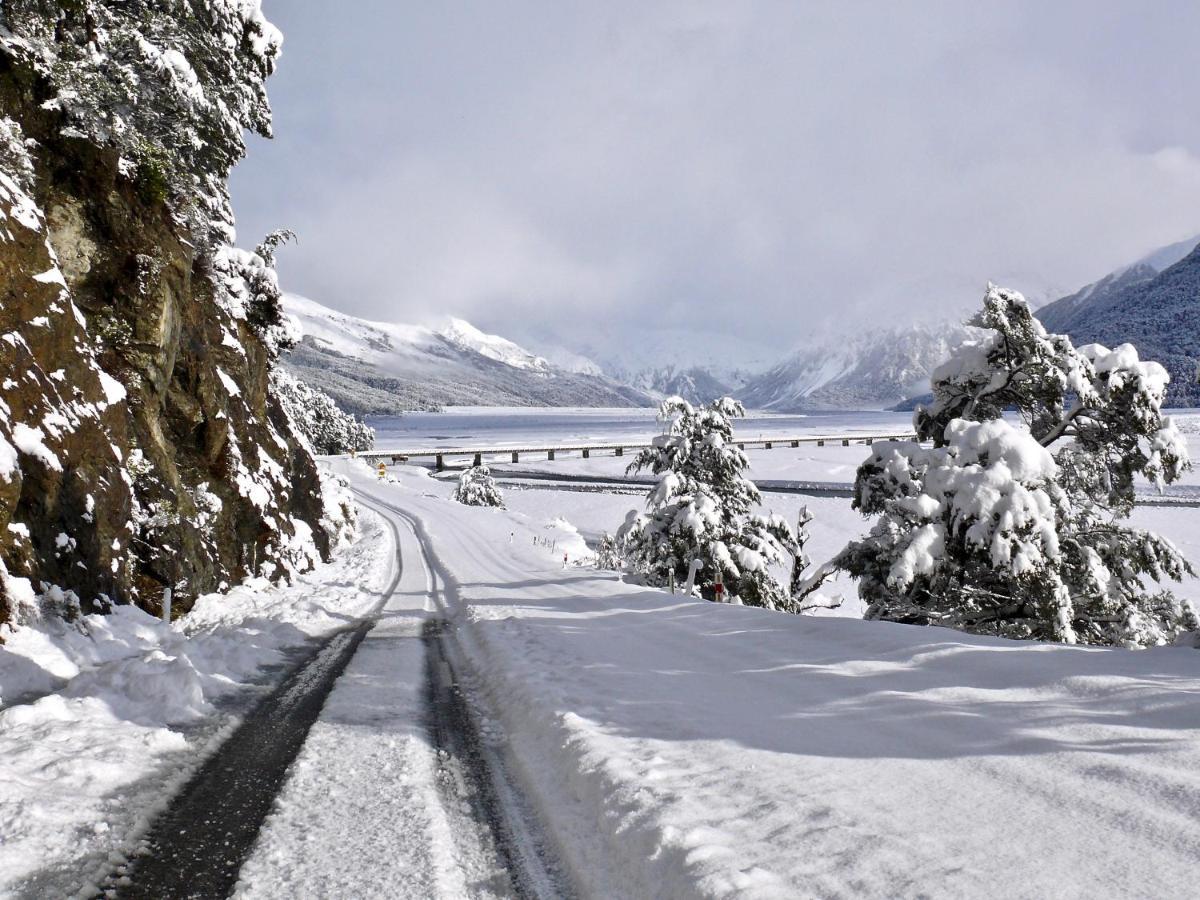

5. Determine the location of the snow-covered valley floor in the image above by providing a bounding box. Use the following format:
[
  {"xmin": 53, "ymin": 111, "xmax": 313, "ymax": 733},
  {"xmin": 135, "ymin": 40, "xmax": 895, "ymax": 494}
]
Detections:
[
  {"xmin": 335, "ymin": 462, "xmax": 1200, "ymax": 898},
  {"xmin": 3, "ymin": 449, "xmax": 1200, "ymax": 898}
]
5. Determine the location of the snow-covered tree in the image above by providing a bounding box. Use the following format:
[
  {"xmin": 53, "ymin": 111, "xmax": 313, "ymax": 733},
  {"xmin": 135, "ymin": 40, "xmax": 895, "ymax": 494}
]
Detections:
[
  {"xmin": 837, "ymin": 285, "xmax": 1196, "ymax": 647},
  {"xmin": 790, "ymin": 505, "xmax": 840, "ymax": 612},
  {"xmin": 617, "ymin": 397, "xmax": 800, "ymax": 609},
  {"xmin": 271, "ymin": 369, "xmax": 374, "ymax": 455},
  {"xmin": 1, "ymin": 0, "xmax": 281, "ymax": 244},
  {"xmin": 453, "ymin": 466, "xmax": 504, "ymax": 508},
  {"xmin": 595, "ymin": 532, "xmax": 622, "ymax": 571}
]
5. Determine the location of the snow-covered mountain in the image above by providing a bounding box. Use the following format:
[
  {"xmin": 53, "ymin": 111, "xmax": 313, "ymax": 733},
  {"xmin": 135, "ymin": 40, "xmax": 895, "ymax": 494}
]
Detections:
[
  {"xmin": 510, "ymin": 325, "xmax": 777, "ymax": 406},
  {"xmin": 1037, "ymin": 234, "xmax": 1200, "ymax": 336},
  {"xmin": 736, "ymin": 324, "xmax": 971, "ymax": 412},
  {"xmin": 280, "ymin": 295, "xmax": 651, "ymax": 414},
  {"xmin": 439, "ymin": 317, "xmax": 550, "ymax": 372},
  {"xmin": 623, "ymin": 366, "xmax": 738, "ymax": 407},
  {"xmin": 1036, "ymin": 239, "xmax": 1200, "ymax": 408},
  {"xmin": 531, "ymin": 345, "xmax": 605, "ymax": 377}
]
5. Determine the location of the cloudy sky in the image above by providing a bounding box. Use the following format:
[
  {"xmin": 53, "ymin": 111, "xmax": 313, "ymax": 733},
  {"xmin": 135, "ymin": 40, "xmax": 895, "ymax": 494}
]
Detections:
[{"xmin": 231, "ymin": 1, "xmax": 1200, "ymax": 361}]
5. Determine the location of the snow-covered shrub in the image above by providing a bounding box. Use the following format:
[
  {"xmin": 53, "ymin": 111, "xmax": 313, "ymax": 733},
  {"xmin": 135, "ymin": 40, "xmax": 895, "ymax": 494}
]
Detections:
[
  {"xmin": 837, "ymin": 285, "xmax": 1197, "ymax": 646},
  {"xmin": 271, "ymin": 369, "xmax": 374, "ymax": 455},
  {"xmin": 618, "ymin": 397, "xmax": 801, "ymax": 609},
  {"xmin": 453, "ymin": 466, "xmax": 504, "ymax": 508},
  {"xmin": 595, "ymin": 533, "xmax": 622, "ymax": 571},
  {"xmin": 318, "ymin": 469, "xmax": 358, "ymax": 549}
]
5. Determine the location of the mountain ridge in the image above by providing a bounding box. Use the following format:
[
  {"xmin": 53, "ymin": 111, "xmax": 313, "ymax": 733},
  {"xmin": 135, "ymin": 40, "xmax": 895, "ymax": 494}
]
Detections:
[
  {"xmin": 279, "ymin": 295, "xmax": 652, "ymax": 414},
  {"xmin": 1037, "ymin": 234, "xmax": 1200, "ymax": 336},
  {"xmin": 736, "ymin": 323, "xmax": 972, "ymax": 412},
  {"xmin": 1036, "ymin": 244, "xmax": 1200, "ymax": 408}
]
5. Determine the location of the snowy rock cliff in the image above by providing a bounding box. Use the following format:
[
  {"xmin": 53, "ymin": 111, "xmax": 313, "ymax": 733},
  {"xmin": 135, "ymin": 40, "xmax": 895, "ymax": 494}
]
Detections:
[{"xmin": 0, "ymin": 2, "xmax": 334, "ymax": 629}]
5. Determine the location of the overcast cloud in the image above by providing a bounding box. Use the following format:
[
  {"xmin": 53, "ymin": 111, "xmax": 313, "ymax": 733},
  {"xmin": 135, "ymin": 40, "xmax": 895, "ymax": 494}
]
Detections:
[{"xmin": 231, "ymin": 1, "xmax": 1200, "ymax": 359}]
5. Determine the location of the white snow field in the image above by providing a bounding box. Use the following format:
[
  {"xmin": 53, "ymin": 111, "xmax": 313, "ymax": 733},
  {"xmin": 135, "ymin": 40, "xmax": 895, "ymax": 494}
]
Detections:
[
  {"xmin": 316, "ymin": 460, "xmax": 1200, "ymax": 899},
  {"xmin": 0, "ymin": 511, "xmax": 394, "ymax": 897}
]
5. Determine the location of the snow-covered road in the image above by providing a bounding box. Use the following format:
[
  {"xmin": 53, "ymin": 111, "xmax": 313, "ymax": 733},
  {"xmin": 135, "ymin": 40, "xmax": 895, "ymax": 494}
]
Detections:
[
  {"xmin": 331, "ymin": 461, "xmax": 1200, "ymax": 899},
  {"xmin": 232, "ymin": 492, "xmax": 568, "ymax": 899}
]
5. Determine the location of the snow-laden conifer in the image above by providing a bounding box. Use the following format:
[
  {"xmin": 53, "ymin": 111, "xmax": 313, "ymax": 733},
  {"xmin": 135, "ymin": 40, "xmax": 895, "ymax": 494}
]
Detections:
[
  {"xmin": 617, "ymin": 397, "xmax": 801, "ymax": 609},
  {"xmin": 837, "ymin": 285, "xmax": 1197, "ymax": 646},
  {"xmin": 453, "ymin": 466, "xmax": 504, "ymax": 508},
  {"xmin": 595, "ymin": 533, "xmax": 622, "ymax": 571},
  {"xmin": 790, "ymin": 505, "xmax": 840, "ymax": 612},
  {"xmin": 271, "ymin": 369, "xmax": 374, "ymax": 455}
]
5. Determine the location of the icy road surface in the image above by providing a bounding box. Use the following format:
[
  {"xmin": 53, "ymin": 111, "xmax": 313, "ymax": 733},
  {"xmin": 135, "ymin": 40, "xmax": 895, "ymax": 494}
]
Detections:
[
  {"xmin": 326, "ymin": 460, "xmax": 1200, "ymax": 899},
  {"xmin": 233, "ymin": 494, "xmax": 569, "ymax": 899}
]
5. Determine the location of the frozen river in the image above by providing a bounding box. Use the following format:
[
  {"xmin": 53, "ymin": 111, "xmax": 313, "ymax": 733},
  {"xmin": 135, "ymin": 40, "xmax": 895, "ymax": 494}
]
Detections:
[{"xmin": 365, "ymin": 406, "xmax": 919, "ymax": 449}]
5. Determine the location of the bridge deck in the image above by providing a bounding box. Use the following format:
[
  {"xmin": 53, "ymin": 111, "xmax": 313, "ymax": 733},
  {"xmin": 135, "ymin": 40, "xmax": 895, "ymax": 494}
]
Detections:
[{"xmin": 355, "ymin": 432, "xmax": 920, "ymax": 465}]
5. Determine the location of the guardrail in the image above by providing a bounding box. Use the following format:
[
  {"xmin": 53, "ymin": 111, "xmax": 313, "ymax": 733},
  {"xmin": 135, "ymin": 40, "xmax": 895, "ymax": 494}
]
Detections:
[{"xmin": 354, "ymin": 432, "xmax": 919, "ymax": 470}]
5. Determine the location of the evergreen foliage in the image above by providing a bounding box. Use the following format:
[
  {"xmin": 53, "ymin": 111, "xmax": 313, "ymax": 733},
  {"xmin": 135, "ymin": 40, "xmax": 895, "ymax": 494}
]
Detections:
[
  {"xmin": 271, "ymin": 369, "xmax": 374, "ymax": 455},
  {"xmin": 453, "ymin": 466, "xmax": 504, "ymax": 508},
  {"xmin": 837, "ymin": 285, "xmax": 1197, "ymax": 647},
  {"xmin": 0, "ymin": 0, "xmax": 281, "ymax": 243},
  {"xmin": 595, "ymin": 532, "xmax": 622, "ymax": 571},
  {"xmin": 617, "ymin": 397, "xmax": 801, "ymax": 609},
  {"xmin": 789, "ymin": 505, "xmax": 838, "ymax": 610}
]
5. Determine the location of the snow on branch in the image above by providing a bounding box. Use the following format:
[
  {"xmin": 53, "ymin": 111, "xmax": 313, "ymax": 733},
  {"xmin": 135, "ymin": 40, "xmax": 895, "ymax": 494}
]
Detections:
[
  {"xmin": 618, "ymin": 396, "xmax": 826, "ymax": 612},
  {"xmin": 839, "ymin": 286, "xmax": 1197, "ymax": 647},
  {"xmin": 453, "ymin": 466, "xmax": 504, "ymax": 508}
]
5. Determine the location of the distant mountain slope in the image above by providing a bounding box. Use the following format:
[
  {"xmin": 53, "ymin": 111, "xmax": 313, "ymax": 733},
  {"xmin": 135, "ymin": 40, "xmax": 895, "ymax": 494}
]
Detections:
[
  {"xmin": 737, "ymin": 324, "xmax": 970, "ymax": 412},
  {"xmin": 1037, "ymin": 234, "xmax": 1200, "ymax": 335},
  {"xmin": 623, "ymin": 366, "xmax": 736, "ymax": 407},
  {"xmin": 1037, "ymin": 245, "xmax": 1200, "ymax": 407},
  {"xmin": 511, "ymin": 325, "xmax": 774, "ymax": 407},
  {"xmin": 279, "ymin": 295, "xmax": 652, "ymax": 414},
  {"xmin": 440, "ymin": 317, "xmax": 551, "ymax": 371}
]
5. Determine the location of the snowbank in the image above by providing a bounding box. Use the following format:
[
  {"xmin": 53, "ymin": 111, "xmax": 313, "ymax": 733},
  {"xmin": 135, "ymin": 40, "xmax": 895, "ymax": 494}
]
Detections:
[{"xmin": 0, "ymin": 507, "xmax": 393, "ymax": 897}]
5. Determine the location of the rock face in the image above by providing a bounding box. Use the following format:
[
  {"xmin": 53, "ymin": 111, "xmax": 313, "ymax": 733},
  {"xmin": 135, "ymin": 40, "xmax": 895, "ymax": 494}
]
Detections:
[{"xmin": 0, "ymin": 2, "xmax": 333, "ymax": 628}]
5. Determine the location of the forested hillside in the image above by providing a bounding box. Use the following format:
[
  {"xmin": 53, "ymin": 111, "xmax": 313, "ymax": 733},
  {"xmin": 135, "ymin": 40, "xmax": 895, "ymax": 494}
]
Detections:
[{"xmin": 1036, "ymin": 244, "xmax": 1200, "ymax": 407}]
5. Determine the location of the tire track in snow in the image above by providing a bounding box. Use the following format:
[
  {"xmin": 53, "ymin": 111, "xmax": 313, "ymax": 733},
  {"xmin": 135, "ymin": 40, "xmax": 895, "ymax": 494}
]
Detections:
[
  {"xmin": 104, "ymin": 514, "xmax": 405, "ymax": 900},
  {"xmin": 355, "ymin": 490, "xmax": 574, "ymax": 900}
]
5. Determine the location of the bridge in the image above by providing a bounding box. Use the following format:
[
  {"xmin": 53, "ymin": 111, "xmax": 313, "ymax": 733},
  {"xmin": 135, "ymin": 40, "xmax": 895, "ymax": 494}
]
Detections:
[{"xmin": 356, "ymin": 431, "xmax": 920, "ymax": 471}]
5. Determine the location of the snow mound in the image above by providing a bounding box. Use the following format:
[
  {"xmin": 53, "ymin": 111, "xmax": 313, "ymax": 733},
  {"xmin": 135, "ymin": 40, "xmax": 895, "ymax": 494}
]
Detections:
[{"xmin": 62, "ymin": 650, "xmax": 212, "ymax": 726}]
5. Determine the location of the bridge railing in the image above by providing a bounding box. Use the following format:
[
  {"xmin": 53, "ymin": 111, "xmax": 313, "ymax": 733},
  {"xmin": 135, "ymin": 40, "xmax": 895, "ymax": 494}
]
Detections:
[{"xmin": 351, "ymin": 432, "xmax": 920, "ymax": 470}]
